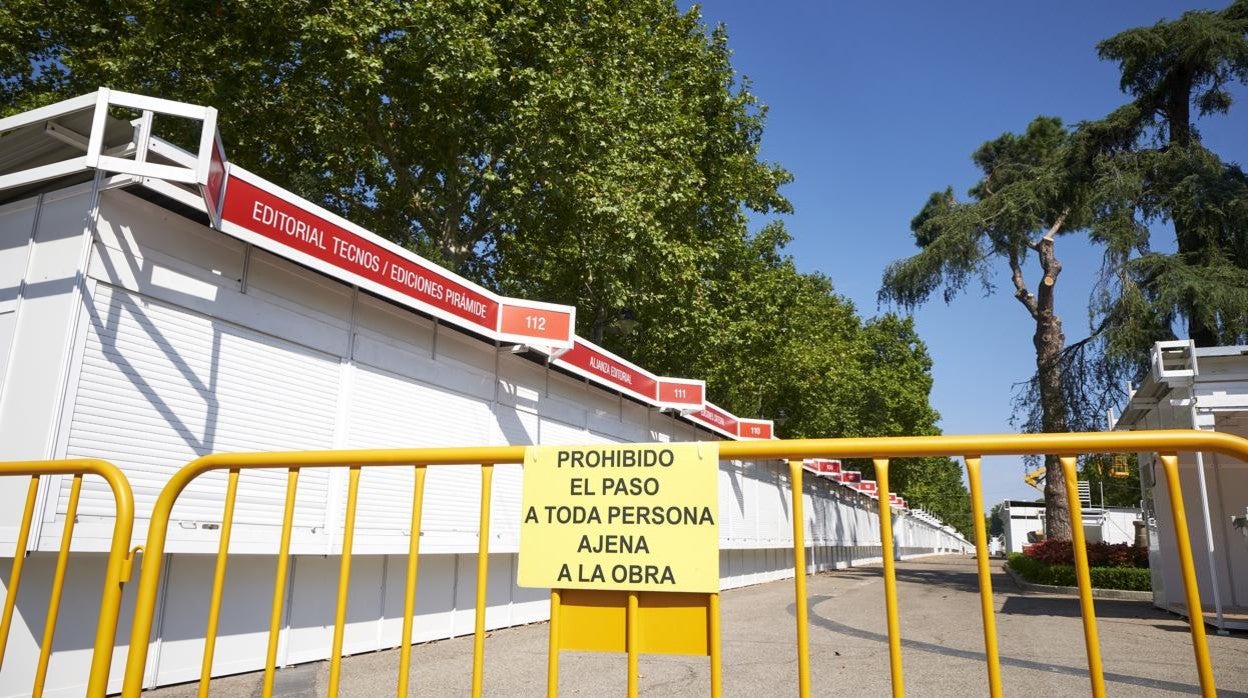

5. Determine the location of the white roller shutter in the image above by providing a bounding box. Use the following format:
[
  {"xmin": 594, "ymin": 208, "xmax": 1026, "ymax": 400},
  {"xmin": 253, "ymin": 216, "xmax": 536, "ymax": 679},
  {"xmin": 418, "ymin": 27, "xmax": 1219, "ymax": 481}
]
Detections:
[
  {"xmin": 538, "ymin": 417, "xmax": 591, "ymax": 446},
  {"xmin": 61, "ymin": 284, "xmax": 339, "ymax": 537},
  {"xmin": 344, "ymin": 361, "xmax": 492, "ymax": 552}
]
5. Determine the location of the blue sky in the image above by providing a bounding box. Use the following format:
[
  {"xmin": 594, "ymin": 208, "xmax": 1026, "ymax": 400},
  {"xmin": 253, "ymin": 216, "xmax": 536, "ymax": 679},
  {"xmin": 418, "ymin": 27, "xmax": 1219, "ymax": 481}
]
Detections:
[{"xmin": 690, "ymin": 1, "xmax": 1248, "ymax": 509}]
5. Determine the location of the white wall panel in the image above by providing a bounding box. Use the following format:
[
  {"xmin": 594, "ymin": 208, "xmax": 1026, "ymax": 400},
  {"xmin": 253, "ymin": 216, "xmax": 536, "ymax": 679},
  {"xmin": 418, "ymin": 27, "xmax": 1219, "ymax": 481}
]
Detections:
[
  {"xmin": 284, "ymin": 555, "xmax": 386, "ymax": 665},
  {"xmin": 60, "ymin": 284, "xmax": 338, "ymax": 549},
  {"xmin": 0, "ymin": 196, "xmax": 39, "ymax": 536},
  {"xmin": 489, "ymin": 406, "xmax": 536, "ymax": 551},
  {"xmin": 353, "ymin": 291, "xmax": 435, "ymax": 356},
  {"xmin": 344, "ymin": 362, "xmax": 492, "ymax": 553},
  {"xmin": 151, "ymin": 554, "xmax": 274, "ymax": 686},
  {"xmin": 378, "ymin": 553, "xmax": 458, "ymax": 646},
  {"xmin": 0, "ymin": 187, "xmax": 92, "ymax": 466},
  {"xmin": 538, "ymin": 416, "xmax": 588, "ymax": 446},
  {"xmin": 96, "ymin": 190, "xmax": 246, "ymax": 289}
]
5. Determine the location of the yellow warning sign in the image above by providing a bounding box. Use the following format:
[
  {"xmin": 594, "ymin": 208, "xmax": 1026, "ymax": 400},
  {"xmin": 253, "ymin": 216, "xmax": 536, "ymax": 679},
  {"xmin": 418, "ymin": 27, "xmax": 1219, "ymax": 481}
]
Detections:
[{"xmin": 518, "ymin": 442, "xmax": 720, "ymax": 593}]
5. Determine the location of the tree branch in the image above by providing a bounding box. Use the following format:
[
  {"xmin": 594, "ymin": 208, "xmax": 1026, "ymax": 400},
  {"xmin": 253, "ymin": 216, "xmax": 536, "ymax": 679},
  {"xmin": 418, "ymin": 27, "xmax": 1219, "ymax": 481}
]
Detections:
[
  {"xmin": 1041, "ymin": 208, "xmax": 1070, "ymax": 242},
  {"xmin": 1009, "ymin": 252, "xmax": 1039, "ymax": 318}
]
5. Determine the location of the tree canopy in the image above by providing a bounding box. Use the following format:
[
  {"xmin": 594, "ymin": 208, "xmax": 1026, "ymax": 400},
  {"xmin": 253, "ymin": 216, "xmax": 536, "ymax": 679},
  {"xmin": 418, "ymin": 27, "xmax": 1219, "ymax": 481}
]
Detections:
[
  {"xmin": 882, "ymin": 2, "xmax": 1248, "ymax": 541},
  {"xmin": 880, "ymin": 116, "xmax": 1087, "ymax": 540},
  {"xmin": 1090, "ymin": 1, "xmax": 1248, "ymax": 360},
  {"xmin": 0, "ymin": 0, "xmax": 973, "ymax": 533}
]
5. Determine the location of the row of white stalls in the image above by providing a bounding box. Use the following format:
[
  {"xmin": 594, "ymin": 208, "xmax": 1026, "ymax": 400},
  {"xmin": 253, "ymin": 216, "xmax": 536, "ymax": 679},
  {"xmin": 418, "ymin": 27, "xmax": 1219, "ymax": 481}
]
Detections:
[
  {"xmin": 1115, "ymin": 341, "xmax": 1248, "ymax": 633},
  {"xmin": 0, "ymin": 91, "xmax": 970, "ymax": 696}
]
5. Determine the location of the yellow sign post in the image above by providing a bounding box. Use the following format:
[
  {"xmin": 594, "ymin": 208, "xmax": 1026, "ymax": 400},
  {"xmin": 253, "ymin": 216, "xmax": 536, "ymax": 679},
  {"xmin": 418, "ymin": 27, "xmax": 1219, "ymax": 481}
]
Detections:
[
  {"xmin": 520, "ymin": 442, "xmax": 723, "ymax": 697},
  {"xmin": 519, "ymin": 442, "xmax": 720, "ymax": 593}
]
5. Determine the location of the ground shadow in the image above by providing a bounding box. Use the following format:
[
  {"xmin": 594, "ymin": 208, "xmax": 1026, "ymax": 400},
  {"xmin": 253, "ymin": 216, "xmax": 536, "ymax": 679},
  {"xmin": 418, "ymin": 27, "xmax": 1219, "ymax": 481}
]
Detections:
[
  {"xmin": 794, "ymin": 593, "xmax": 1241, "ymax": 697},
  {"xmin": 998, "ymin": 594, "xmax": 1165, "ymax": 622}
]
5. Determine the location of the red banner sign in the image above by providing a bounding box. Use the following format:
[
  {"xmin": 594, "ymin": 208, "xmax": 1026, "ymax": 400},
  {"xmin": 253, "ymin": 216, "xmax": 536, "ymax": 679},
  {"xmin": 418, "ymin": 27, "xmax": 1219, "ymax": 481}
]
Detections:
[
  {"xmin": 222, "ymin": 175, "xmax": 500, "ymax": 329},
  {"xmin": 840, "ymin": 471, "xmax": 862, "ymax": 484},
  {"xmin": 201, "ymin": 136, "xmax": 227, "ymax": 227},
  {"xmin": 857, "ymin": 480, "xmax": 878, "ymax": 495},
  {"xmin": 805, "ymin": 459, "xmax": 841, "ymax": 475},
  {"xmin": 689, "ymin": 403, "xmax": 739, "ymax": 437},
  {"xmin": 498, "ymin": 300, "xmax": 574, "ymax": 346},
  {"xmin": 737, "ymin": 419, "xmax": 772, "ymax": 440},
  {"xmin": 556, "ymin": 341, "xmax": 657, "ymax": 400},
  {"xmin": 656, "ymin": 379, "xmax": 705, "ymax": 410},
  {"xmin": 218, "ymin": 171, "xmax": 575, "ymax": 348}
]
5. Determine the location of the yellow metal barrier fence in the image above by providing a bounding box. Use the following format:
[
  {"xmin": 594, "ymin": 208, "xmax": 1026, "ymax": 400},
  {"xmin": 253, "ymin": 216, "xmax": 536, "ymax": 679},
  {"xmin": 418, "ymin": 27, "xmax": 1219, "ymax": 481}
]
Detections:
[
  {"xmin": 0, "ymin": 459, "xmax": 136, "ymax": 698},
  {"xmin": 118, "ymin": 448, "xmax": 512, "ymax": 698},
  {"xmin": 769, "ymin": 430, "xmax": 1225, "ymax": 698},
  {"xmin": 114, "ymin": 430, "xmax": 1231, "ymax": 696}
]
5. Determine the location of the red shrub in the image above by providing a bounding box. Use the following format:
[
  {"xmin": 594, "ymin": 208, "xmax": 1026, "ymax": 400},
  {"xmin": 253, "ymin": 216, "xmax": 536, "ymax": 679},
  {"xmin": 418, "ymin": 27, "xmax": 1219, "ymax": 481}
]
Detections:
[{"xmin": 1022, "ymin": 540, "xmax": 1147, "ymax": 569}]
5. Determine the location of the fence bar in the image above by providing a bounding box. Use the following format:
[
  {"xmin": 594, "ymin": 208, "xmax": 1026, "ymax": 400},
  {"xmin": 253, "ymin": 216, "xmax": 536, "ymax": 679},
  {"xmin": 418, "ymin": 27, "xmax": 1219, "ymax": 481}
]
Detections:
[
  {"xmin": 471, "ymin": 464, "xmax": 493, "ymax": 698},
  {"xmin": 328, "ymin": 465, "xmax": 362, "ymax": 696},
  {"xmin": 626, "ymin": 590, "xmax": 639, "ymax": 698},
  {"xmin": 262, "ymin": 467, "xmax": 301, "ymax": 698},
  {"xmin": 1058, "ymin": 456, "xmax": 1105, "ymax": 698},
  {"xmin": 708, "ymin": 592, "xmax": 722, "ymax": 698},
  {"xmin": 546, "ymin": 589, "xmax": 561, "ymax": 698},
  {"xmin": 0, "ymin": 460, "xmax": 133, "ymax": 697},
  {"xmin": 397, "ymin": 465, "xmax": 427, "ymax": 698},
  {"xmin": 1158, "ymin": 454, "xmax": 1217, "ymax": 697},
  {"xmin": 33, "ymin": 474, "xmax": 83, "ymax": 696},
  {"xmin": 874, "ymin": 458, "xmax": 903, "ymax": 698},
  {"xmin": 0, "ymin": 476, "xmax": 39, "ymax": 670},
  {"xmin": 119, "ymin": 432, "xmax": 1248, "ymax": 696},
  {"xmin": 199, "ymin": 468, "xmax": 240, "ymax": 698},
  {"xmin": 786, "ymin": 459, "xmax": 811, "ymax": 698},
  {"xmin": 963, "ymin": 457, "xmax": 1002, "ymax": 698}
]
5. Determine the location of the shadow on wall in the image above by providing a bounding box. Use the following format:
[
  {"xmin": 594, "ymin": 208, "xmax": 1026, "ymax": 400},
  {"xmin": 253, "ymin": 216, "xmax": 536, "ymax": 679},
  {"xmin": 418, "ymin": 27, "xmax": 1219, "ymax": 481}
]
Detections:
[{"xmin": 0, "ymin": 549, "xmax": 532, "ymax": 690}]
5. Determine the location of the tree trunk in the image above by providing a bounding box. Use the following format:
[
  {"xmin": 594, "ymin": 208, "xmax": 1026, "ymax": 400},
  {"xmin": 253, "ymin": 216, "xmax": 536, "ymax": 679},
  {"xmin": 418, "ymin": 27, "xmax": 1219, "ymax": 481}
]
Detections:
[
  {"xmin": 1032, "ymin": 238, "xmax": 1073, "ymax": 541},
  {"xmin": 1165, "ymin": 72, "xmax": 1220, "ymax": 347},
  {"xmin": 1174, "ymin": 218, "xmax": 1219, "ymax": 347}
]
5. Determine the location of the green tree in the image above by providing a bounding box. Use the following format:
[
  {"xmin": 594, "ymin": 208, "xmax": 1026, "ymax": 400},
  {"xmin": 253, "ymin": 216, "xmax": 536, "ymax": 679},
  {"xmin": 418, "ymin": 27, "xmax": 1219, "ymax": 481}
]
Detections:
[
  {"xmin": 1090, "ymin": 1, "xmax": 1248, "ymax": 357},
  {"xmin": 628, "ymin": 221, "xmax": 972, "ymax": 534},
  {"xmin": 0, "ymin": 0, "xmax": 790, "ymax": 299},
  {"xmin": 1080, "ymin": 455, "xmax": 1142, "ymax": 509},
  {"xmin": 1, "ymin": 1, "xmax": 970, "ymax": 532},
  {"xmin": 987, "ymin": 503, "xmax": 1006, "ymax": 538},
  {"xmin": 880, "ymin": 117, "xmax": 1090, "ymax": 541}
]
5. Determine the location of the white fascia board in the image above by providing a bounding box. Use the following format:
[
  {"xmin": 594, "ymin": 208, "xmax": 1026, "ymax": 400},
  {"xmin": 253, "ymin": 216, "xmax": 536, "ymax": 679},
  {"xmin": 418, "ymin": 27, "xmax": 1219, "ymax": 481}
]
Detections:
[
  {"xmin": 147, "ymin": 134, "xmax": 199, "ymax": 169},
  {"xmin": 95, "ymin": 154, "xmax": 197, "ymax": 183},
  {"xmin": 108, "ymin": 89, "xmax": 213, "ymax": 121},
  {"xmin": 0, "ymin": 157, "xmax": 89, "ymax": 191},
  {"xmin": 138, "ymin": 176, "xmax": 210, "ymax": 212},
  {"xmin": 0, "ymin": 90, "xmax": 102, "ymax": 133}
]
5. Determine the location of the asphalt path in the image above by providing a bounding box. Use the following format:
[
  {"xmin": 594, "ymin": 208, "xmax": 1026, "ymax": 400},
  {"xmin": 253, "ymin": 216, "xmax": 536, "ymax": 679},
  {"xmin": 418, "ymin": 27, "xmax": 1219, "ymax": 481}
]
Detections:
[{"xmin": 147, "ymin": 555, "xmax": 1247, "ymax": 696}]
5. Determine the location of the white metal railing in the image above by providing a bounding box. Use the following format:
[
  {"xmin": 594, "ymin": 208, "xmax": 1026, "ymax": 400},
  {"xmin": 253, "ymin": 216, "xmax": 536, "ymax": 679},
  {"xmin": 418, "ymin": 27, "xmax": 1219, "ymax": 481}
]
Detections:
[{"xmin": 0, "ymin": 88, "xmax": 225, "ymax": 224}]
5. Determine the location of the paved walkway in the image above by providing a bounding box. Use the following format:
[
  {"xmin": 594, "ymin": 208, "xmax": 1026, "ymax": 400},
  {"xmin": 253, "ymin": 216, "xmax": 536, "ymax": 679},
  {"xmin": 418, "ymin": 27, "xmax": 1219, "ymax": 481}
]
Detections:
[{"xmin": 149, "ymin": 555, "xmax": 1247, "ymax": 696}]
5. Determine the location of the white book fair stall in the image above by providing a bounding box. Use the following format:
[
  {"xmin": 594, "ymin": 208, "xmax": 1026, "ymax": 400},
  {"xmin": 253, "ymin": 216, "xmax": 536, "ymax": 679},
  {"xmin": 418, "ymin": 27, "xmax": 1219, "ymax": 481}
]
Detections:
[
  {"xmin": 0, "ymin": 90, "xmax": 969, "ymax": 695},
  {"xmin": 1115, "ymin": 340, "xmax": 1248, "ymax": 633}
]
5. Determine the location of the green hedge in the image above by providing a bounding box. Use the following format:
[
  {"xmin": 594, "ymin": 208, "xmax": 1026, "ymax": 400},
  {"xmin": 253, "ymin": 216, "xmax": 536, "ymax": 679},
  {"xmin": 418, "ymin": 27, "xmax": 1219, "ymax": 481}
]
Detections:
[{"xmin": 1006, "ymin": 553, "xmax": 1151, "ymax": 591}]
